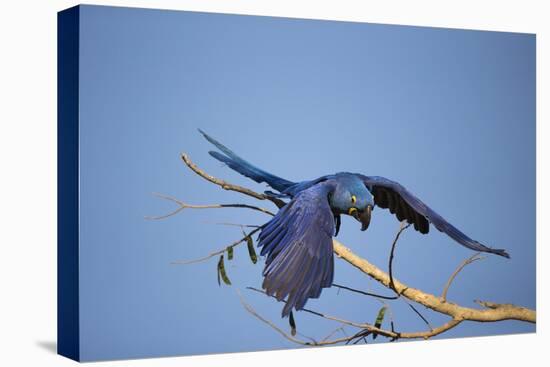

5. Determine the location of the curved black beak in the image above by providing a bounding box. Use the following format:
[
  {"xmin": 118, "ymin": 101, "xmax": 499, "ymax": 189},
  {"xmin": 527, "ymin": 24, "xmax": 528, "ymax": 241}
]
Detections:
[{"xmin": 349, "ymin": 205, "xmax": 372, "ymax": 231}]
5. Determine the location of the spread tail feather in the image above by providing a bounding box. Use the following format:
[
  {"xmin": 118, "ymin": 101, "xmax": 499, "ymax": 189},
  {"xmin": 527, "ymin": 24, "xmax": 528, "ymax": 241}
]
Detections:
[{"xmin": 199, "ymin": 129, "xmax": 295, "ymax": 193}]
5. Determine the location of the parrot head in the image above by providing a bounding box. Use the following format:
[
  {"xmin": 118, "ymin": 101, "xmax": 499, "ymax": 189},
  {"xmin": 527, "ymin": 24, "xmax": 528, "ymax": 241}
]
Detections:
[{"xmin": 329, "ymin": 174, "xmax": 374, "ymax": 231}]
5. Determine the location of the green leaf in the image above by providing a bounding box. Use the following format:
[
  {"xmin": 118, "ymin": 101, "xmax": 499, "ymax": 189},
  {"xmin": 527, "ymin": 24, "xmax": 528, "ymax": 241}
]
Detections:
[
  {"xmin": 217, "ymin": 255, "xmax": 231, "ymax": 286},
  {"xmin": 246, "ymin": 235, "xmax": 257, "ymax": 264},
  {"xmin": 289, "ymin": 311, "xmax": 297, "ymax": 336},
  {"xmin": 373, "ymin": 306, "xmax": 387, "ymax": 340},
  {"xmin": 227, "ymin": 246, "xmax": 233, "ymax": 260},
  {"xmin": 217, "ymin": 260, "xmax": 221, "ymax": 286}
]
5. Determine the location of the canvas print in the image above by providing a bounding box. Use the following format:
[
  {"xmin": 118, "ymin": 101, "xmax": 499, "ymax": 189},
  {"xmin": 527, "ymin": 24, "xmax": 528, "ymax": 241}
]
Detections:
[{"xmin": 58, "ymin": 4, "xmax": 536, "ymax": 362}]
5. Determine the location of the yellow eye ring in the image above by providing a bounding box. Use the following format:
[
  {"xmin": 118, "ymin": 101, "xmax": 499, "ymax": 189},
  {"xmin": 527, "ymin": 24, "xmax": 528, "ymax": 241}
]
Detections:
[{"xmin": 351, "ymin": 195, "xmax": 357, "ymax": 205}]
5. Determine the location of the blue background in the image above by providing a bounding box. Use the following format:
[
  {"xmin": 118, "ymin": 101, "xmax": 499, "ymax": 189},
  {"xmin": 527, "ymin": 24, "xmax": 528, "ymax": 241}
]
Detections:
[{"xmin": 77, "ymin": 5, "xmax": 535, "ymax": 361}]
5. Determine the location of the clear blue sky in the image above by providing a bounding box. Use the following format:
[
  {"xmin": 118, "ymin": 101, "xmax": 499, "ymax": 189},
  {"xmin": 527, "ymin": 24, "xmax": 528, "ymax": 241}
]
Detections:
[{"xmin": 77, "ymin": 5, "xmax": 535, "ymax": 361}]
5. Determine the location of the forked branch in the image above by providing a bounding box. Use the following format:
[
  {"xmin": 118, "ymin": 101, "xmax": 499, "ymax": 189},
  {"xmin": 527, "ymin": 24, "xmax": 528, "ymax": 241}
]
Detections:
[
  {"xmin": 145, "ymin": 192, "xmax": 275, "ymax": 220},
  {"xmin": 332, "ymin": 241, "xmax": 534, "ymax": 323},
  {"xmin": 181, "ymin": 153, "xmax": 285, "ymax": 208},
  {"xmin": 152, "ymin": 152, "xmax": 536, "ymax": 346},
  {"xmin": 441, "ymin": 252, "xmax": 485, "ymax": 302}
]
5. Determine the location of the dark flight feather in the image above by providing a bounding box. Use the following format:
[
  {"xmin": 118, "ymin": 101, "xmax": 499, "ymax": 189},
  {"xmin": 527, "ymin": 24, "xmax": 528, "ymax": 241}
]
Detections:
[
  {"xmin": 360, "ymin": 175, "xmax": 509, "ymax": 258},
  {"xmin": 258, "ymin": 181, "xmax": 336, "ymax": 317}
]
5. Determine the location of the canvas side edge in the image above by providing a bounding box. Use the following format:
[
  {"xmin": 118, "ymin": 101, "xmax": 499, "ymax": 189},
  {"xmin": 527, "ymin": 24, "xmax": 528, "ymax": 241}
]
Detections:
[{"xmin": 57, "ymin": 5, "xmax": 80, "ymax": 362}]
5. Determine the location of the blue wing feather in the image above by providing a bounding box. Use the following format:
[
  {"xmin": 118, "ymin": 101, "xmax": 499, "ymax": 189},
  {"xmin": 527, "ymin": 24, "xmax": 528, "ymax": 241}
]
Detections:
[
  {"xmin": 258, "ymin": 181, "xmax": 336, "ymax": 317},
  {"xmin": 359, "ymin": 175, "xmax": 510, "ymax": 258},
  {"xmin": 199, "ymin": 130, "xmax": 296, "ymax": 193}
]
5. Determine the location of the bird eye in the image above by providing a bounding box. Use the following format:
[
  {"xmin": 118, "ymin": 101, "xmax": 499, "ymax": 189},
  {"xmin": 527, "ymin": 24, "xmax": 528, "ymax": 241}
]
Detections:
[{"xmin": 351, "ymin": 195, "xmax": 356, "ymax": 205}]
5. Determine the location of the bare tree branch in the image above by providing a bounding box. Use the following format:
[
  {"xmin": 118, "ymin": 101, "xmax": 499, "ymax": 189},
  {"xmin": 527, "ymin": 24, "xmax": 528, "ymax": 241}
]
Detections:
[
  {"xmin": 333, "ymin": 240, "xmax": 535, "ymax": 323},
  {"xmin": 331, "ymin": 282, "xmax": 398, "ymax": 300},
  {"xmin": 179, "ymin": 151, "xmax": 536, "ymax": 323},
  {"xmin": 145, "ymin": 192, "xmax": 275, "ymax": 220},
  {"xmin": 181, "ymin": 153, "xmax": 286, "ymax": 208},
  {"xmin": 242, "ymin": 287, "xmax": 464, "ymax": 342},
  {"xmin": 238, "ymin": 290, "xmax": 357, "ymax": 346},
  {"xmin": 404, "ymin": 301, "xmax": 433, "ymax": 331},
  {"xmin": 245, "ymin": 287, "xmax": 325, "ymax": 318},
  {"xmin": 333, "ymin": 281, "xmax": 434, "ymax": 334},
  {"xmin": 441, "ymin": 252, "xmax": 485, "ymax": 302},
  {"xmin": 153, "ymin": 151, "xmax": 536, "ymax": 347},
  {"xmin": 321, "ymin": 325, "xmax": 347, "ymax": 342},
  {"xmin": 388, "ymin": 221, "xmax": 411, "ymax": 294}
]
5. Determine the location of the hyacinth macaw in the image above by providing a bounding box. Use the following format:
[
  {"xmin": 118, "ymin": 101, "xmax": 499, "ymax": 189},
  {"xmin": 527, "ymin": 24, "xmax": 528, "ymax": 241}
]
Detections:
[{"xmin": 199, "ymin": 130, "xmax": 509, "ymax": 317}]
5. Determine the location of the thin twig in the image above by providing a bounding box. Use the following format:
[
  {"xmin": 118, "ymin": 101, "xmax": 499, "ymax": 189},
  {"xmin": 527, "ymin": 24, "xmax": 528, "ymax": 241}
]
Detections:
[
  {"xmin": 208, "ymin": 222, "xmax": 261, "ymax": 228},
  {"xmin": 246, "ymin": 287, "xmax": 325, "ymax": 318},
  {"xmin": 171, "ymin": 227, "xmax": 261, "ymax": 265},
  {"xmin": 331, "ymin": 283, "xmax": 398, "ymax": 300},
  {"xmin": 321, "ymin": 325, "xmax": 347, "ymax": 342},
  {"xmin": 404, "ymin": 301, "xmax": 433, "ymax": 331},
  {"xmin": 181, "ymin": 153, "xmax": 286, "ymax": 208},
  {"xmin": 388, "ymin": 222, "xmax": 411, "ymax": 294},
  {"xmin": 441, "ymin": 252, "xmax": 485, "ymax": 302},
  {"xmin": 242, "ymin": 287, "xmax": 462, "ymax": 343},
  {"xmin": 237, "ymin": 290, "xmax": 356, "ymax": 346},
  {"xmin": 246, "ymin": 286, "xmax": 376, "ymax": 330},
  {"xmin": 146, "ymin": 192, "xmax": 275, "ymax": 220},
  {"xmin": 296, "ymin": 332, "xmax": 318, "ymax": 345}
]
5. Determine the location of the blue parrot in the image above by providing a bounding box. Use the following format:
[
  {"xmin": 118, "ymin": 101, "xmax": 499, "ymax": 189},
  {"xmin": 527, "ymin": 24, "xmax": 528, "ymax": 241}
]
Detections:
[{"xmin": 199, "ymin": 130, "xmax": 509, "ymax": 317}]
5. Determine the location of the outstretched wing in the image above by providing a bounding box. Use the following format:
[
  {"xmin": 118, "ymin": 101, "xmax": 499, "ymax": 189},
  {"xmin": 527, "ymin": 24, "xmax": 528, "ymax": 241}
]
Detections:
[
  {"xmin": 258, "ymin": 181, "xmax": 336, "ymax": 317},
  {"xmin": 358, "ymin": 175, "xmax": 510, "ymax": 258}
]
